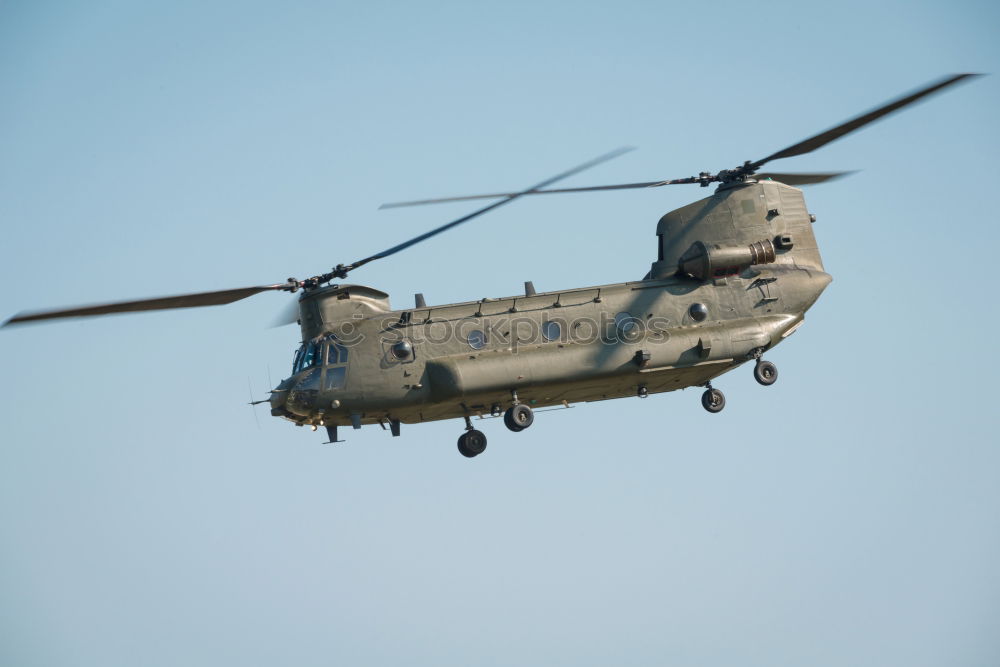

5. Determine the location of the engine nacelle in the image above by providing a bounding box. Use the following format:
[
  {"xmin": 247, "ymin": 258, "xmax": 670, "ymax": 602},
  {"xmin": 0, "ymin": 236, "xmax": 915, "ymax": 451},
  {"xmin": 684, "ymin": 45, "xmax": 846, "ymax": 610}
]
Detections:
[{"xmin": 679, "ymin": 239, "xmax": 776, "ymax": 280}]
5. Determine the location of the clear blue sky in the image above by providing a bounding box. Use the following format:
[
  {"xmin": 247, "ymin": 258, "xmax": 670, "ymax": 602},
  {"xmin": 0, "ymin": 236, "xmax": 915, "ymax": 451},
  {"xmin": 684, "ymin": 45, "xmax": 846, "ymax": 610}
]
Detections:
[{"xmin": 2, "ymin": 2, "xmax": 998, "ymax": 665}]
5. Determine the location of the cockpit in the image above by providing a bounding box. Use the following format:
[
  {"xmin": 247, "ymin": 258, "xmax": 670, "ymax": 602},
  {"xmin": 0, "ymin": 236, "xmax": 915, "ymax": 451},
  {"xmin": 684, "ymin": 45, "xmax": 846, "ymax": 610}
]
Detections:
[{"xmin": 292, "ymin": 334, "xmax": 349, "ymax": 380}]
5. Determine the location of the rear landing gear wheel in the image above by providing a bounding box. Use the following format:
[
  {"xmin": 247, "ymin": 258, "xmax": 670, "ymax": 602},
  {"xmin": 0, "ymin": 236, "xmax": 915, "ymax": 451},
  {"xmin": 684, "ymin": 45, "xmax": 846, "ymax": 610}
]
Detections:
[
  {"xmin": 701, "ymin": 388, "xmax": 726, "ymax": 413},
  {"xmin": 504, "ymin": 404, "xmax": 534, "ymax": 432},
  {"xmin": 754, "ymin": 360, "xmax": 778, "ymax": 386},
  {"xmin": 457, "ymin": 429, "xmax": 487, "ymax": 458}
]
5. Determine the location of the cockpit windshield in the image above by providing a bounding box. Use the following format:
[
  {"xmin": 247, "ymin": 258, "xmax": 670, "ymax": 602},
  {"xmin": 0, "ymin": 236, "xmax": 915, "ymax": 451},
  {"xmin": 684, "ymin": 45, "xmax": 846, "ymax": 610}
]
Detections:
[
  {"xmin": 292, "ymin": 335, "xmax": 348, "ymax": 374},
  {"xmin": 292, "ymin": 341, "xmax": 321, "ymax": 374}
]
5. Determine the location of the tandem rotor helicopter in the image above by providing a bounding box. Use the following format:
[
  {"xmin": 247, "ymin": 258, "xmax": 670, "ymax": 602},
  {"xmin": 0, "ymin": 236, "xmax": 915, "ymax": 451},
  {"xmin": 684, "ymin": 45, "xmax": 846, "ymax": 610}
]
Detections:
[{"xmin": 4, "ymin": 74, "xmax": 979, "ymax": 457}]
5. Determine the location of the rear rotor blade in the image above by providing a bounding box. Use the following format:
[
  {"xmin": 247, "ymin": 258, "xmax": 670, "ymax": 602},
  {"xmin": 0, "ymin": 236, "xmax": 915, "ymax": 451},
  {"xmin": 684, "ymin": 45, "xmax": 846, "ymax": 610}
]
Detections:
[
  {"xmin": 4, "ymin": 284, "xmax": 288, "ymax": 327},
  {"xmin": 380, "ymin": 74, "xmax": 980, "ymax": 210},
  {"xmin": 755, "ymin": 171, "xmax": 857, "ymax": 186},
  {"xmin": 379, "ymin": 178, "xmax": 686, "ymax": 209},
  {"xmin": 751, "ymin": 73, "xmax": 982, "ymax": 169},
  {"xmin": 343, "ymin": 146, "xmax": 634, "ymax": 273}
]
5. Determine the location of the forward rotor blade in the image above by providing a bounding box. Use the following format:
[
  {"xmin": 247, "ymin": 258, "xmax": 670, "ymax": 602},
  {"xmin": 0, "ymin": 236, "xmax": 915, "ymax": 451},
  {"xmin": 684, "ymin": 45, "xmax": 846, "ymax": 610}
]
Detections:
[
  {"xmin": 752, "ymin": 73, "xmax": 982, "ymax": 169},
  {"xmin": 4, "ymin": 284, "xmax": 288, "ymax": 327},
  {"xmin": 345, "ymin": 146, "xmax": 634, "ymax": 272},
  {"xmin": 272, "ymin": 297, "xmax": 301, "ymax": 328},
  {"xmin": 755, "ymin": 171, "xmax": 857, "ymax": 186}
]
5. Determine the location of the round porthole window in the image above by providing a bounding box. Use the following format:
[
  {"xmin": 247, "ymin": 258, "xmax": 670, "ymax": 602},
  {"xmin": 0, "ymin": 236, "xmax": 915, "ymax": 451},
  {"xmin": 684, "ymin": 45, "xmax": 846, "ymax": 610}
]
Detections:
[
  {"xmin": 615, "ymin": 312, "xmax": 643, "ymax": 342},
  {"xmin": 542, "ymin": 321, "xmax": 561, "ymax": 341},
  {"xmin": 390, "ymin": 339, "xmax": 413, "ymax": 360},
  {"xmin": 468, "ymin": 330, "xmax": 486, "ymax": 350},
  {"xmin": 689, "ymin": 303, "xmax": 709, "ymax": 322}
]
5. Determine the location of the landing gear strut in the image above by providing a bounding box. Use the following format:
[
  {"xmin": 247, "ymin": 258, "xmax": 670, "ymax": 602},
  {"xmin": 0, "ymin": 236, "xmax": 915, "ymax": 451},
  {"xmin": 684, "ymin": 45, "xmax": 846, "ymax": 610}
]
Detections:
[
  {"xmin": 701, "ymin": 383, "xmax": 726, "ymax": 413},
  {"xmin": 457, "ymin": 415, "xmax": 487, "ymax": 458}
]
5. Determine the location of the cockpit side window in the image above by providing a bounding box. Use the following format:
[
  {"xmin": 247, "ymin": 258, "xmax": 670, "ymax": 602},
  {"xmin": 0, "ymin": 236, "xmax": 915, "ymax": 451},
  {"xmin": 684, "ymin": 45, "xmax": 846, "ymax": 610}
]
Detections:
[
  {"xmin": 325, "ymin": 366, "xmax": 346, "ymax": 390},
  {"xmin": 325, "ymin": 335, "xmax": 348, "ymax": 365},
  {"xmin": 322, "ymin": 334, "xmax": 348, "ymax": 389},
  {"xmin": 327, "ymin": 342, "xmax": 339, "ymax": 365}
]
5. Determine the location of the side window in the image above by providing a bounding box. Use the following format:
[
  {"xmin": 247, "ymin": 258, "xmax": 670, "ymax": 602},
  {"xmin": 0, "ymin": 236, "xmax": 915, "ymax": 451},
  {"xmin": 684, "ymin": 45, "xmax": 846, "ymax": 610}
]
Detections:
[
  {"xmin": 542, "ymin": 320, "xmax": 561, "ymax": 341},
  {"xmin": 292, "ymin": 347, "xmax": 304, "ymax": 373},
  {"xmin": 326, "ymin": 341, "xmax": 348, "ymax": 365},
  {"xmin": 468, "ymin": 330, "xmax": 486, "ymax": 350},
  {"xmin": 614, "ymin": 312, "xmax": 642, "ymax": 342},
  {"xmin": 324, "ymin": 366, "xmax": 346, "ymax": 390},
  {"xmin": 323, "ymin": 333, "xmax": 349, "ymax": 365}
]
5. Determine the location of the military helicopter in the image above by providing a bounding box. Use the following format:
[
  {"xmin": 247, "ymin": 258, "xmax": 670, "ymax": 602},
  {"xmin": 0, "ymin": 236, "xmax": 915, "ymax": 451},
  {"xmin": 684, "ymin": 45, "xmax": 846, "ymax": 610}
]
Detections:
[{"xmin": 4, "ymin": 74, "xmax": 979, "ymax": 457}]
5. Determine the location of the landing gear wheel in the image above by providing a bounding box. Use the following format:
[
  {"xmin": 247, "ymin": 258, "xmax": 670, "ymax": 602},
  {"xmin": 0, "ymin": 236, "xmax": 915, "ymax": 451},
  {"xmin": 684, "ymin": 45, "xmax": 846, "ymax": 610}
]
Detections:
[
  {"xmin": 503, "ymin": 404, "xmax": 534, "ymax": 432},
  {"xmin": 503, "ymin": 411, "xmax": 522, "ymax": 432},
  {"xmin": 457, "ymin": 429, "xmax": 487, "ymax": 458},
  {"xmin": 754, "ymin": 360, "xmax": 778, "ymax": 386},
  {"xmin": 701, "ymin": 388, "xmax": 726, "ymax": 413}
]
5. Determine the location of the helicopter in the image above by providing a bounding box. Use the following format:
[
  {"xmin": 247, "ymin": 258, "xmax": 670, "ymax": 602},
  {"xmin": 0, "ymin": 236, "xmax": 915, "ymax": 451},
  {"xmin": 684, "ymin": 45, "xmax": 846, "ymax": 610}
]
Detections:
[{"xmin": 4, "ymin": 73, "xmax": 979, "ymax": 458}]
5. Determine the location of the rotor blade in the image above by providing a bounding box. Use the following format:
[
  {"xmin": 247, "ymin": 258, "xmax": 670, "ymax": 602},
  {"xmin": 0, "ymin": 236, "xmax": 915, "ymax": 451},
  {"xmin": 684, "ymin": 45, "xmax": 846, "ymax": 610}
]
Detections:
[
  {"xmin": 272, "ymin": 297, "xmax": 301, "ymax": 328},
  {"xmin": 752, "ymin": 73, "xmax": 982, "ymax": 168},
  {"xmin": 4, "ymin": 284, "xmax": 288, "ymax": 327},
  {"xmin": 755, "ymin": 171, "xmax": 858, "ymax": 186},
  {"xmin": 379, "ymin": 177, "xmax": 697, "ymax": 209},
  {"xmin": 345, "ymin": 146, "xmax": 634, "ymax": 272}
]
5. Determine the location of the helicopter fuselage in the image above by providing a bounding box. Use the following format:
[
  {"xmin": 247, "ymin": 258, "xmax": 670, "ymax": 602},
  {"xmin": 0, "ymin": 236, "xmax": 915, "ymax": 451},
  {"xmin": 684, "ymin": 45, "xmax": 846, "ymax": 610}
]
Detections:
[{"xmin": 270, "ymin": 180, "xmax": 832, "ymax": 436}]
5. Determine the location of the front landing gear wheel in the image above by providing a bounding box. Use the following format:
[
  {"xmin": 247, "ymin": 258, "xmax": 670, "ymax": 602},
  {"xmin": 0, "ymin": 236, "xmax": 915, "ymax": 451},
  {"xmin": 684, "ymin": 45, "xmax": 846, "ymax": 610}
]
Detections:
[
  {"xmin": 754, "ymin": 360, "xmax": 778, "ymax": 386},
  {"xmin": 701, "ymin": 388, "xmax": 726, "ymax": 413},
  {"xmin": 457, "ymin": 429, "xmax": 487, "ymax": 458},
  {"xmin": 503, "ymin": 404, "xmax": 534, "ymax": 432}
]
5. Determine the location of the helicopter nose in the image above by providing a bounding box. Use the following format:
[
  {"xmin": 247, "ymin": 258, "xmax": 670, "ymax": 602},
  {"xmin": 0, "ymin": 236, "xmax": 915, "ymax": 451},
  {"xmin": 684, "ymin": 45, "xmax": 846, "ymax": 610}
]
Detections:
[
  {"xmin": 278, "ymin": 369, "xmax": 323, "ymax": 418},
  {"xmin": 269, "ymin": 377, "xmax": 296, "ymax": 418}
]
